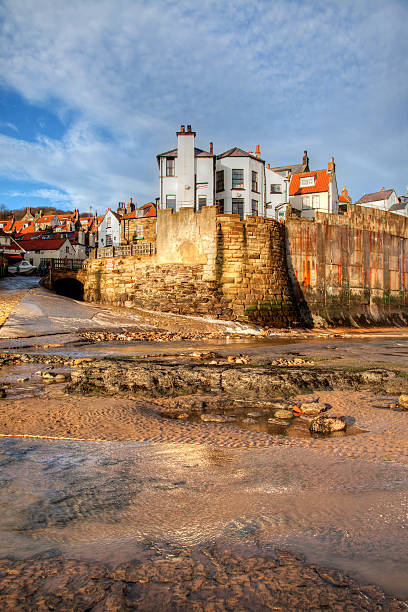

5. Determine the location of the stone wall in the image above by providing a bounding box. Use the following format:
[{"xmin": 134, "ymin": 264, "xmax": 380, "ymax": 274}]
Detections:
[
  {"xmin": 73, "ymin": 207, "xmax": 296, "ymax": 326},
  {"xmin": 120, "ymin": 217, "xmax": 156, "ymax": 245},
  {"xmin": 286, "ymin": 205, "xmax": 408, "ymax": 325}
]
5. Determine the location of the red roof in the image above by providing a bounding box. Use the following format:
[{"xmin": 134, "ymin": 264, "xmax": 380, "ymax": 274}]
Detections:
[
  {"xmin": 123, "ymin": 203, "xmax": 156, "ymax": 219},
  {"xmin": 0, "ymin": 219, "xmax": 14, "ymax": 232},
  {"xmin": 339, "ymin": 194, "xmax": 351, "ymax": 203},
  {"xmin": 17, "ymin": 238, "xmax": 67, "ymax": 251},
  {"xmin": 13, "ymin": 220, "xmax": 34, "ymax": 233},
  {"xmin": 289, "ymin": 170, "xmax": 331, "ymax": 196}
]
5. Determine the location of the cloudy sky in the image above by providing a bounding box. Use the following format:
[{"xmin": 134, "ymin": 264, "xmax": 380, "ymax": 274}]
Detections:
[{"xmin": 0, "ymin": 0, "xmax": 407, "ymax": 213}]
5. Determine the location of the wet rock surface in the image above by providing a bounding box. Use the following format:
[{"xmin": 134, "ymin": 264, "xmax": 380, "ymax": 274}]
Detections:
[
  {"xmin": 0, "ymin": 547, "xmax": 406, "ymax": 612},
  {"xmin": 67, "ymin": 359, "xmax": 408, "ymax": 398},
  {"xmin": 310, "ymin": 415, "xmax": 347, "ymax": 434}
]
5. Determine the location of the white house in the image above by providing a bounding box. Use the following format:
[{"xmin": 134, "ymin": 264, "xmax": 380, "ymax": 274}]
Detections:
[
  {"xmin": 354, "ymin": 189, "xmax": 402, "ymax": 215},
  {"xmin": 157, "ymin": 125, "xmax": 215, "ymax": 212},
  {"xmin": 265, "ymin": 166, "xmax": 289, "ymax": 220},
  {"xmin": 215, "ymin": 146, "xmax": 265, "ymax": 219},
  {"xmin": 18, "ymin": 237, "xmax": 77, "ymax": 267},
  {"xmin": 289, "ymin": 157, "xmax": 339, "ymax": 219},
  {"xmin": 97, "ymin": 209, "xmax": 121, "ymax": 248}
]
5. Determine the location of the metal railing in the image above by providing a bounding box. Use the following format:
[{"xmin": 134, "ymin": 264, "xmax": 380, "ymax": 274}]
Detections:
[{"xmin": 95, "ymin": 242, "xmax": 156, "ymax": 259}]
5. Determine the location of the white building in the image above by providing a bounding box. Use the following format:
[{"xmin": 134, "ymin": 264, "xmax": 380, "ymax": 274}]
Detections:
[
  {"xmin": 354, "ymin": 189, "xmax": 403, "ymax": 215},
  {"xmin": 97, "ymin": 209, "xmax": 121, "ymax": 248},
  {"xmin": 215, "ymin": 146, "xmax": 265, "ymax": 219},
  {"xmin": 157, "ymin": 125, "xmax": 215, "ymax": 212},
  {"xmin": 18, "ymin": 237, "xmax": 77, "ymax": 267},
  {"xmin": 289, "ymin": 157, "xmax": 339, "ymax": 219}
]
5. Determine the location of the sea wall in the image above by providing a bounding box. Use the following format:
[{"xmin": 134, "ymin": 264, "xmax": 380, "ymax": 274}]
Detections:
[
  {"xmin": 286, "ymin": 205, "xmax": 408, "ymax": 325},
  {"xmin": 74, "ymin": 207, "xmax": 296, "ymax": 326}
]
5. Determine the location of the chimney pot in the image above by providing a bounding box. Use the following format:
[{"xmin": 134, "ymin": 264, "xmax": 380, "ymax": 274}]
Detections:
[
  {"xmin": 180, "ymin": 125, "xmax": 185, "ymax": 133},
  {"xmin": 210, "ymin": 142, "xmax": 213, "ymax": 155},
  {"xmin": 256, "ymin": 144, "xmax": 260, "ymax": 155},
  {"xmin": 187, "ymin": 124, "xmax": 191, "ymax": 132},
  {"xmin": 130, "ymin": 197, "xmax": 133, "ymax": 204}
]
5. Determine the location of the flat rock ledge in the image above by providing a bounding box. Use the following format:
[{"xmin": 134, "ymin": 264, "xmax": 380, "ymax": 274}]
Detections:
[
  {"xmin": 67, "ymin": 360, "xmax": 408, "ymax": 398},
  {"xmin": 0, "ymin": 547, "xmax": 406, "ymax": 611}
]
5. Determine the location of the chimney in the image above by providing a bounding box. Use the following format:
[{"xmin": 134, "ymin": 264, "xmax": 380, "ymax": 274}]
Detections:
[
  {"xmin": 187, "ymin": 124, "xmax": 192, "ymax": 133},
  {"xmin": 127, "ymin": 199, "xmax": 135, "ymax": 214},
  {"xmin": 267, "ymin": 163, "xmax": 271, "ymax": 169},
  {"xmin": 303, "ymin": 150, "xmax": 309, "ymax": 170},
  {"xmin": 210, "ymin": 142, "xmax": 213, "ymax": 155},
  {"xmin": 180, "ymin": 124, "xmax": 185, "ymax": 133},
  {"xmin": 380, "ymin": 187, "xmax": 385, "ymax": 191},
  {"xmin": 328, "ymin": 155, "xmax": 335, "ymax": 173},
  {"xmin": 255, "ymin": 144, "xmax": 260, "ymax": 158}
]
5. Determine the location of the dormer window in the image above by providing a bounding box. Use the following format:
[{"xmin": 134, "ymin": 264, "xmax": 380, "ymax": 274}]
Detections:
[{"xmin": 300, "ymin": 176, "xmax": 315, "ymax": 187}]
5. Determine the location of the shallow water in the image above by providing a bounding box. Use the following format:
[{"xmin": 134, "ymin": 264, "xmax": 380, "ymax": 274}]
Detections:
[{"xmin": 0, "ymin": 438, "xmax": 407, "ymax": 598}]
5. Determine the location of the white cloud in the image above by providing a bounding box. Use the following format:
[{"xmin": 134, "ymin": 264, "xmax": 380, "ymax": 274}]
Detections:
[
  {"xmin": 0, "ymin": 121, "xmax": 18, "ymax": 132},
  {"xmin": 0, "ymin": 0, "xmax": 406, "ymax": 205}
]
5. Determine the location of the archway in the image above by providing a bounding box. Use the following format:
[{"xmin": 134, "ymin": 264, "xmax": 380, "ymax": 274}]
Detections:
[{"xmin": 53, "ymin": 277, "xmax": 84, "ymax": 300}]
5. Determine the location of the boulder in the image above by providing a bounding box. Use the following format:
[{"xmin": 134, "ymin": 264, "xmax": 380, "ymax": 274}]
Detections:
[
  {"xmin": 200, "ymin": 414, "xmax": 228, "ymax": 423},
  {"xmin": 247, "ymin": 411, "xmax": 262, "ymax": 418},
  {"xmin": 273, "ymin": 409, "xmax": 294, "ymax": 420},
  {"xmin": 309, "ymin": 415, "xmax": 347, "ymax": 434},
  {"xmin": 398, "ymin": 395, "xmax": 408, "ymax": 410},
  {"xmin": 299, "ymin": 402, "xmax": 325, "ymax": 416}
]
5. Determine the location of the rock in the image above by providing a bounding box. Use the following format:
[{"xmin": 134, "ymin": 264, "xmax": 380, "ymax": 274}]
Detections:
[
  {"xmin": 42, "ymin": 373, "xmax": 54, "ymax": 379},
  {"xmin": 242, "ymin": 418, "xmax": 257, "ymax": 424},
  {"xmin": 227, "ymin": 355, "xmax": 235, "ymax": 363},
  {"xmin": 273, "ymin": 409, "xmax": 294, "ymax": 420},
  {"xmin": 309, "ymin": 415, "xmax": 347, "ymax": 434},
  {"xmin": 177, "ymin": 413, "xmax": 190, "ymax": 419},
  {"xmin": 299, "ymin": 402, "xmax": 325, "ymax": 416},
  {"xmin": 398, "ymin": 394, "xmax": 408, "ymax": 409},
  {"xmin": 247, "ymin": 411, "xmax": 262, "ymax": 418},
  {"xmin": 268, "ymin": 417, "xmax": 290, "ymax": 426},
  {"xmin": 0, "ymin": 388, "xmax": 6, "ymax": 398},
  {"xmin": 55, "ymin": 374, "xmax": 67, "ymax": 382},
  {"xmin": 200, "ymin": 414, "xmax": 229, "ymax": 423},
  {"xmin": 17, "ymin": 377, "xmax": 29, "ymax": 382}
]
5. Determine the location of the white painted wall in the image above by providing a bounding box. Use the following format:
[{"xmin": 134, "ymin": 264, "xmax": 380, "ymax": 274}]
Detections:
[
  {"xmin": 265, "ymin": 167, "xmax": 288, "ymax": 219},
  {"xmin": 23, "ymin": 239, "xmax": 77, "ymax": 267},
  {"xmin": 97, "ymin": 210, "xmax": 121, "ymax": 247},
  {"xmin": 215, "ymin": 155, "xmax": 265, "ymax": 218},
  {"xmin": 356, "ymin": 191, "xmax": 399, "ymax": 212}
]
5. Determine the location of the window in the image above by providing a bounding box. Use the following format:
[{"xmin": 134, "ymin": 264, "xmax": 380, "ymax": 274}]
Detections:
[
  {"xmin": 270, "ymin": 184, "xmax": 282, "ymax": 193},
  {"xmin": 135, "ymin": 224, "xmax": 144, "ymax": 239},
  {"xmin": 66, "ymin": 246, "xmax": 70, "ymax": 253},
  {"xmin": 312, "ymin": 195, "xmax": 320, "ymax": 208},
  {"xmin": 252, "ymin": 171, "xmax": 258, "ymax": 192},
  {"xmin": 232, "ymin": 198, "xmax": 244, "ymax": 220},
  {"xmin": 106, "ymin": 217, "xmax": 111, "ymax": 229},
  {"xmin": 300, "ymin": 176, "xmax": 315, "ymax": 187},
  {"xmin": 106, "ymin": 234, "xmax": 112, "ymax": 246},
  {"xmin": 232, "ymin": 169, "xmax": 244, "ymax": 189},
  {"xmin": 166, "ymin": 195, "xmax": 176, "ymax": 211},
  {"xmin": 251, "ymin": 200, "xmax": 258, "ymax": 216},
  {"xmin": 137, "ymin": 209, "xmax": 144, "ymax": 218},
  {"xmin": 198, "ymin": 197, "xmax": 206, "ymax": 211},
  {"xmin": 302, "ymin": 196, "xmax": 311, "ymax": 210},
  {"xmin": 216, "ymin": 170, "xmax": 224, "ymax": 192},
  {"xmin": 216, "ymin": 199, "xmax": 224, "ymax": 214},
  {"xmin": 166, "ymin": 157, "xmax": 175, "ymax": 177}
]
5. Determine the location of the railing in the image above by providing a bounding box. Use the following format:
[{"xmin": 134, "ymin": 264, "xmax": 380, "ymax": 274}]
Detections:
[
  {"xmin": 95, "ymin": 242, "xmax": 156, "ymax": 259},
  {"xmin": 50, "ymin": 259, "xmax": 87, "ymax": 270}
]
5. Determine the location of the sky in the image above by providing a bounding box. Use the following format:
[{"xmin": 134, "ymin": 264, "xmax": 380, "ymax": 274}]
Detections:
[{"xmin": 0, "ymin": 0, "xmax": 407, "ymax": 214}]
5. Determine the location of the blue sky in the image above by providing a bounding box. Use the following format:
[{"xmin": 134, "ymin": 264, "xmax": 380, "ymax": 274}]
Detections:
[{"xmin": 0, "ymin": 0, "xmax": 407, "ymax": 214}]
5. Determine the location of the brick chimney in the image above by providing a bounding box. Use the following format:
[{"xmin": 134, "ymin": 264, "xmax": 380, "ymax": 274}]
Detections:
[
  {"xmin": 127, "ymin": 197, "xmax": 135, "ymax": 214},
  {"xmin": 255, "ymin": 144, "xmax": 261, "ymax": 159},
  {"xmin": 328, "ymin": 156, "xmax": 335, "ymax": 174},
  {"xmin": 303, "ymin": 150, "xmax": 309, "ymax": 170}
]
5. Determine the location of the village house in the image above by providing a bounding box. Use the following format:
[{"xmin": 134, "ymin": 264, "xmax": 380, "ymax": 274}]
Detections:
[
  {"xmin": 265, "ymin": 151, "xmax": 309, "ymax": 220},
  {"xmin": 157, "ymin": 125, "xmax": 215, "ymax": 213},
  {"xmin": 17, "ymin": 236, "xmax": 78, "ymax": 267},
  {"xmin": 354, "ymin": 188, "xmax": 406, "ymax": 217},
  {"xmin": 288, "ymin": 156, "xmax": 339, "ymax": 219},
  {"xmin": 97, "ymin": 209, "xmax": 121, "ymax": 248},
  {"xmin": 119, "ymin": 200, "xmax": 157, "ymax": 245}
]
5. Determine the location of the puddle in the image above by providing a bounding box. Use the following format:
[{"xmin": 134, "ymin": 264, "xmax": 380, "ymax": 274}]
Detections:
[{"xmin": 0, "ymin": 439, "xmax": 407, "ymax": 598}]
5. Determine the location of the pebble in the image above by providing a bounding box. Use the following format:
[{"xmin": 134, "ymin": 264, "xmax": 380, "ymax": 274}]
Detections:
[{"xmin": 273, "ymin": 409, "xmax": 294, "ymax": 420}]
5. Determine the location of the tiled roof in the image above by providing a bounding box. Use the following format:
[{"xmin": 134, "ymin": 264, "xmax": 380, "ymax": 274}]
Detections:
[
  {"xmin": 217, "ymin": 147, "xmax": 264, "ymax": 162},
  {"xmin": 17, "ymin": 238, "xmax": 67, "ymax": 252},
  {"xmin": 289, "ymin": 170, "xmax": 331, "ymax": 196},
  {"xmin": 157, "ymin": 147, "xmax": 213, "ymax": 159},
  {"xmin": 355, "ymin": 189, "xmax": 395, "ymax": 204},
  {"xmin": 0, "ymin": 219, "xmax": 14, "ymax": 232},
  {"xmin": 13, "ymin": 220, "xmax": 34, "ymax": 233},
  {"xmin": 272, "ymin": 163, "xmax": 307, "ymax": 175},
  {"xmin": 339, "ymin": 195, "xmax": 351, "ymax": 203}
]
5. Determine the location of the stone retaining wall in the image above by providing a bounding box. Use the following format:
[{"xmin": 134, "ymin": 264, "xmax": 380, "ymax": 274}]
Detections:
[{"xmin": 286, "ymin": 205, "xmax": 408, "ymax": 325}]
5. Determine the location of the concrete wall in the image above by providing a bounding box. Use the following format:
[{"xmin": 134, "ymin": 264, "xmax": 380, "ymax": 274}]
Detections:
[{"xmin": 286, "ymin": 204, "xmax": 408, "ymax": 325}]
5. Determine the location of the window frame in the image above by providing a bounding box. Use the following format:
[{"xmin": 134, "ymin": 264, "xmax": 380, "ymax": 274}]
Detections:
[
  {"xmin": 302, "ymin": 196, "xmax": 311, "ymax": 210},
  {"xmin": 232, "ymin": 198, "xmax": 244, "ymax": 220},
  {"xmin": 300, "ymin": 176, "xmax": 315, "ymax": 188},
  {"xmin": 270, "ymin": 184, "xmax": 282, "ymax": 194},
  {"xmin": 166, "ymin": 195, "xmax": 176, "ymax": 211},
  {"xmin": 198, "ymin": 196, "xmax": 207, "ymax": 211},
  {"xmin": 166, "ymin": 157, "xmax": 175, "ymax": 177},
  {"xmin": 251, "ymin": 199, "xmax": 258, "ymax": 216},
  {"xmin": 232, "ymin": 169, "xmax": 244, "ymax": 190},
  {"xmin": 251, "ymin": 171, "xmax": 258, "ymax": 193},
  {"xmin": 216, "ymin": 170, "xmax": 224, "ymax": 192}
]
